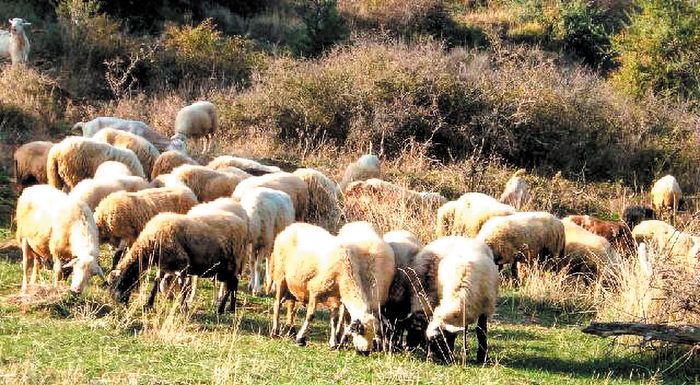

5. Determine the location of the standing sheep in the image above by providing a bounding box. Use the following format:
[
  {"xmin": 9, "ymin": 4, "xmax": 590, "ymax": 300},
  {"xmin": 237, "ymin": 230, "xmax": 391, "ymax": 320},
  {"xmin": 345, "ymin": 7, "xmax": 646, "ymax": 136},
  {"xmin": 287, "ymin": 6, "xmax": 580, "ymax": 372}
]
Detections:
[
  {"xmin": 408, "ymin": 236, "xmax": 499, "ymax": 364},
  {"xmin": 69, "ymin": 176, "xmax": 150, "ymax": 210},
  {"xmin": 237, "ymin": 187, "xmax": 295, "ymax": 295},
  {"xmin": 452, "ymin": 193, "xmax": 516, "ymax": 238},
  {"xmin": 92, "ymin": 128, "xmax": 160, "ymax": 179},
  {"xmin": 13, "ymin": 141, "xmax": 52, "ymax": 192},
  {"xmin": 476, "ymin": 212, "xmax": 565, "ymax": 281},
  {"xmin": 173, "ymin": 101, "xmax": 217, "ymax": 153},
  {"xmin": 46, "ymin": 137, "xmax": 145, "ymax": 190},
  {"xmin": 150, "ymin": 150, "xmax": 198, "ymax": 180},
  {"xmin": 340, "ymin": 154, "xmax": 380, "ymax": 189},
  {"xmin": 16, "ymin": 185, "xmax": 105, "ymax": 294},
  {"xmin": 650, "ymin": 175, "xmax": 682, "ymax": 219},
  {"xmin": 293, "ymin": 168, "xmax": 341, "ymax": 231},
  {"xmin": 233, "ymin": 172, "xmax": 309, "ymax": 221},
  {"xmin": 499, "ymin": 169, "xmax": 531, "ymax": 209},
  {"xmin": 163, "ymin": 164, "xmax": 245, "ymax": 202},
  {"xmin": 208, "ymin": 155, "xmax": 281, "ymax": 176},
  {"xmin": 0, "ymin": 18, "xmax": 31, "ymax": 65},
  {"xmin": 267, "ymin": 223, "xmax": 380, "ymax": 354},
  {"xmin": 560, "ymin": 218, "xmax": 621, "ymax": 277}
]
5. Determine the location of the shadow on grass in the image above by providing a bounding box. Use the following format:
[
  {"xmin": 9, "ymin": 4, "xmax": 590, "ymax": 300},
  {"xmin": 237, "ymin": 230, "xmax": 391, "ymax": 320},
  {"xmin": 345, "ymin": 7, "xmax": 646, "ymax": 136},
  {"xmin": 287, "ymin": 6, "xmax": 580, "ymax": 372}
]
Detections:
[{"xmin": 496, "ymin": 292, "xmax": 595, "ymax": 327}]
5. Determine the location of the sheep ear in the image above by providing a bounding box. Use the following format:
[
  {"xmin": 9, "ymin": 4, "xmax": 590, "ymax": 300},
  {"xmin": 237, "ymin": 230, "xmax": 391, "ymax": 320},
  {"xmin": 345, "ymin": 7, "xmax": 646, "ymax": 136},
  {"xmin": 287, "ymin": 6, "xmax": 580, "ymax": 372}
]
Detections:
[
  {"xmin": 63, "ymin": 258, "xmax": 78, "ymax": 269},
  {"xmin": 24, "ymin": 22, "xmax": 31, "ymax": 26}
]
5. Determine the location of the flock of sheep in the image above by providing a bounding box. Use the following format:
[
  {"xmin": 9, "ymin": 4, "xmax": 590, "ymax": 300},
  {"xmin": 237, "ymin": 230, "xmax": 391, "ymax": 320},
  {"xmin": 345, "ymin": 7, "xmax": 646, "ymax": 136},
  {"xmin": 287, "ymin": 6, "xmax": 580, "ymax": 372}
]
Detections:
[{"xmin": 10, "ymin": 97, "xmax": 699, "ymax": 364}]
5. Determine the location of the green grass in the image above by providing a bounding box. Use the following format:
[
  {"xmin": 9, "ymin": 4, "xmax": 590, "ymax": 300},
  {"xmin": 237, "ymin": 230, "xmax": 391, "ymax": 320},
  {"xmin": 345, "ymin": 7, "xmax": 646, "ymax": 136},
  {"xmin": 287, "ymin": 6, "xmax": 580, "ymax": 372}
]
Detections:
[{"xmin": 0, "ymin": 228, "xmax": 697, "ymax": 384}]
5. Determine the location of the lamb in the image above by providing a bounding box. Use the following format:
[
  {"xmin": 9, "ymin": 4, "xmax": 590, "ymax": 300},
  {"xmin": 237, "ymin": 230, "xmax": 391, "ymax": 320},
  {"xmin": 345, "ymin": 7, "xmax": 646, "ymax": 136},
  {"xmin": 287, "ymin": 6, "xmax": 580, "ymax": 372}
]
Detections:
[
  {"xmin": 267, "ymin": 223, "xmax": 381, "ymax": 354},
  {"xmin": 46, "ymin": 137, "xmax": 145, "ymax": 190},
  {"xmin": 564, "ymin": 215, "xmax": 634, "ymax": 253},
  {"xmin": 173, "ymin": 101, "xmax": 217, "ymax": 153},
  {"xmin": 622, "ymin": 205, "xmax": 655, "ymax": 228},
  {"xmin": 15, "ymin": 185, "xmax": 105, "ymax": 294},
  {"xmin": 93, "ymin": 186, "xmax": 198, "ymax": 268},
  {"xmin": 13, "ymin": 141, "xmax": 53, "ymax": 192},
  {"xmin": 109, "ymin": 209, "xmax": 247, "ymax": 313},
  {"xmin": 340, "ymin": 154, "xmax": 380, "ymax": 189},
  {"xmin": 0, "ymin": 18, "xmax": 31, "ymax": 65},
  {"xmin": 92, "ymin": 128, "xmax": 160, "ymax": 178},
  {"xmin": 161, "ymin": 164, "xmax": 245, "ymax": 202},
  {"xmin": 560, "ymin": 218, "xmax": 621, "ymax": 277},
  {"xmin": 237, "ymin": 187, "xmax": 294, "ymax": 295},
  {"xmin": 93, "ymin": 161, "xmax": 133, "ymax": 179},
  {"xmin": 208, "ymin": 155, "xmax": 281, "ymax": 176},
  {"xmin": 499, "ymin": 169, "xmax": 530, "ymax": 209},
  {"xmin": 632, "ymin": 220, "xmax": 699, "ymax": 266},
  {"xmin": 69, "ymin": 176, "xmax": 150, "ymax": 210},
  {"xmin": 650, "ymin": 175, "xmax": 682, "ymax": 217},
  {"xmin": 381, "ymin": 230, "xmax": 423, "ymax": 350},
  {"xmin": 344, "ymin": 178, "xmax": 448, "ymax": 210},
  {"xmin": 476, "ymin": 212, "xmax": 565, "ymax": 280},
  {"xmin": 407, "ymin": 236, "xmax": 498, "ymax": 364},
  {"xmin": 150, "ymin": 150, "xmax": 198, "ymax": 180},
  {"xmin": 292, "ymin": 168, "xmax": 341, "ymax": 231},
  {"xmin": 233, "ymin": 172, "xmax": 309, "ymax": 221},
  {"xmin": 436, "ymin": 201, "xmax": 459, "ymax": 237},
  {"xmin": 451, "ymin": 193, "xmax": 517, "ymax": 237},
  {"xmin": 74, "ymin": 117, "xmax": 172, "ymax": 152}
]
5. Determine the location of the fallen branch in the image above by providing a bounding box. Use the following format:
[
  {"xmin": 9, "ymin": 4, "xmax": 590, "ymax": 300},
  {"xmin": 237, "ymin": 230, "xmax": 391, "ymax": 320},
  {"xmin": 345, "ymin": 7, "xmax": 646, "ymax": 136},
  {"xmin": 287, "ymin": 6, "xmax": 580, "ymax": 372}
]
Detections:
[{"xmin": 582, "ymin": 322, "xmax": 700, "ymax": 345}]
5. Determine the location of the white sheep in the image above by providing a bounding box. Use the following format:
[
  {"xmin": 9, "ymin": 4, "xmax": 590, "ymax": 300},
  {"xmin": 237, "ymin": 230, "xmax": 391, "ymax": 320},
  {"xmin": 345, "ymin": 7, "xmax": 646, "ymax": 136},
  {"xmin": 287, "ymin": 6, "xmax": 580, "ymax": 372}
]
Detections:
[
  {"xmin": 436, "ymin": 200, "xmax": 459, "ymax": 237},
  {"xmin": 237, "ymin": 187, "xmax": 295, "ymax": 295},
  {"xmin": 69, "ymin": 176, "xmax": 150, "ymax": 210},
  {"xmin": 499, "ymin": 169, "xmax": 530, "ymax": 209},
  {"xmin": 208, "ymin": 155, "xmax": 281, "ymax": 176},
  {"xmin": 92, "ymin": 128, "xmax": 161, "ymax": 179},
  {"xmin": 560, "ymin": 218, "xmax": 621, "ymax": 277},
  {"xmin": 233, "ymin": 172, "xmax": 309, "ymax": 221},
  {"xmin": 451, "ymin": 192, "xmax": 516, "ymax": 237},
  {"xmin": 408, "ymin": 236, "xmax": 499, "ymax": 364},
  {"xmin": 15, "ymin": 185, "xmax": 105, "ymax": 294},
  {"xmin": 292, "ymin": 168, "xmax": 341, "ymax": 231},
  {"xmin": 163, "ymin": 164, "xmax": 245, "ymax": 202},
  {"xmin": 650, "ymin": 175, "xmax": 682, "ymax": 218},
  {"xmin": 93, "ymin": 161, "xmax": 134, "ymax": 179},
  {"xmin": 0, "ymin": 18, "xmax": 31, "ymax": 65},
  {"xmin": 632, "ymin": 220, "xmax": 699, "ymax": 266},
  {"xmin": 340, "ymin": 154, "xmax": 380, "ymax": 189},
  {"xmin": 173, "ymin": 101, "xmax": 217, "ymax": 153},
  {"xmin": 150, "ymin": 150, "xmax": 198, "ymax": 180}
]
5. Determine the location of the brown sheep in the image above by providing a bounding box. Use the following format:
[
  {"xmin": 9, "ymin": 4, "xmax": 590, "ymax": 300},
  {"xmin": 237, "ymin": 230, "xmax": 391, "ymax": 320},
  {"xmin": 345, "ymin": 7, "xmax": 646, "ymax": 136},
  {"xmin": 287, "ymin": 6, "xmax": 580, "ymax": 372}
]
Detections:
[
  {"xmin": 13, "ymin": 141, "xmax": 53, "ymax": 192},
  {"xmin": 163, "ymin": 164, "xmax": 245, "ymax": 202},
  {"xmin": 151, "ymin": 150, "xmax": 198, "ymax": 180},
  {"xmin": 564, "ymin": 215, "xmax": 634, "ymax": 253}
]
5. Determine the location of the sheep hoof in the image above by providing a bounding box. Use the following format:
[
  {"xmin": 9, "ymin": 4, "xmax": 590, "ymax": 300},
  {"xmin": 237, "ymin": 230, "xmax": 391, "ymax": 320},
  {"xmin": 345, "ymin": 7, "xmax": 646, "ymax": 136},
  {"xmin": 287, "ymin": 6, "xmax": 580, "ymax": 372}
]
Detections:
[
  {"xmin": 285, "ymin": 326, "xmax": 297, "ymax": 338},
  {"xmin": 296, "ymin": 336, "xmax": 307, "ymax": 347}
]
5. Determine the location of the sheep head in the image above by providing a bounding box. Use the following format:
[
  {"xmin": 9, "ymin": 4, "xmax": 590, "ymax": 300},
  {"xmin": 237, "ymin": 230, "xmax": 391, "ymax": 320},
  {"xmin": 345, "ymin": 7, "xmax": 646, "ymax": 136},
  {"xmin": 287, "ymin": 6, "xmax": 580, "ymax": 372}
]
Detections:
[
  {"xmin": 9, "ymin": 18, "xmax": 30, "ymax": 35},
  {"xmin": 64, "ymin": 256, "xmax": 105, "ymax": 294},
  {"xmin": 348, "ymin": 314, "xmax": 377, "ymax": 356}
]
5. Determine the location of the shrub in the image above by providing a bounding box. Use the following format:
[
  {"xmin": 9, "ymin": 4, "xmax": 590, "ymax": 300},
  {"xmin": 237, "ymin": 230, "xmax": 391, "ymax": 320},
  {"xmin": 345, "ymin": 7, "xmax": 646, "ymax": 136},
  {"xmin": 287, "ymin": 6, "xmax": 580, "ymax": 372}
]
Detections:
[{"xmin": 293, "ymin": 0, "xmax": 348, "ymax": 56}]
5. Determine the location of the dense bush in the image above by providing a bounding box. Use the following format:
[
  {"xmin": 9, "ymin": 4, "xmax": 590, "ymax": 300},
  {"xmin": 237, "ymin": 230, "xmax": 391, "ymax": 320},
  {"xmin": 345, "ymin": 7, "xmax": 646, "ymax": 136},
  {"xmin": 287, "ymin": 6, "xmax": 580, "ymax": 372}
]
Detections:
[{"xmin": 612, "ymin": 0, "xmax": 700, "ymax": 101}]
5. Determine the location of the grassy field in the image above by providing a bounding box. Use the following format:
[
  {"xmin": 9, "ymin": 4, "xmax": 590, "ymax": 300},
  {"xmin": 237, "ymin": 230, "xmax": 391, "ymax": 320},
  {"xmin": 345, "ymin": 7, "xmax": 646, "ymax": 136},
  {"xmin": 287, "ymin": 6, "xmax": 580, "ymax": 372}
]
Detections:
[{"xmin": 1, "ymin": 229, "xmax": 697, "ymax": 384}]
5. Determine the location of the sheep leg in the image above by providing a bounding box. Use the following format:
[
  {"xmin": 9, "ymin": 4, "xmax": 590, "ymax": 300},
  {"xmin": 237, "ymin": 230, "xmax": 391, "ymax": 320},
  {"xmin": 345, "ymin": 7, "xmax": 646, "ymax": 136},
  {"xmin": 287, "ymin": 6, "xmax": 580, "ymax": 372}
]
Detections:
[
  {"xmin": 252, "ymin": 246, "xmax": 269, "ymax": 296},
  {"xmin": 217, "ymin": 282, "xmax": 231, "ymax": 315},
  {"xmin": 187, "ymin": 276, "xmax": 198, "ymax": 305},
  {"xmin": 21, "ymin": 238, "xmax": 33, "ymax": 293},
  {"xmin": 284, "ymin": 300, "xmax": 298, "ymax": 338},
  {"xmin": 146, "ymin": 272, "xmax": 162, "ymax": 309},
  {"xmin": 52, "ymin": 256, "xmax": 63, "ymax": 288},
  {"xmin": 227, "ymin": 275, "xmax": 238, "ymax": 313},
  {"xmin": 336, "ymin": 304, "xmax": 351, "ymax": 348},
  {"xmin": 111, "ymin": 247, "xmax": 125, "ymax": 270},
  {"xmin": 475, "ymin": 314, "xmax": 488, "ymax": 364},
  {"xmin": 179, "ymin": 276, "xmax": 192, "ymax": 313},
  {"xmin": 510, "ymin": 262, "xmax": 519, "ymax": 285},
  {"xmin": 328, "ymin": 306, "xmax": 340, "ymax": 349},
  {"xmin": 271, "ymin": 280, "xmax": 286, "ymax": 337},
  {"xmin": 295, "ymin": 296, "xmax": 318, "ymax": 347}
]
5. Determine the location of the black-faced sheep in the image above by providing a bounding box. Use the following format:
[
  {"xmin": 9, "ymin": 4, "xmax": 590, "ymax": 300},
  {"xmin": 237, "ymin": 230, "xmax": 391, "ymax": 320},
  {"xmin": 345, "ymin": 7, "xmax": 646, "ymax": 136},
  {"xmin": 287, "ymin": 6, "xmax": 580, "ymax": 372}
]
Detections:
[
  {"xmin": 267, "ymin": 223, "xmax": 381, "ymax": 354},
  {"xmin": 292, "ymin": 168, "xmax": 341, "ymax": 231},
  {"xmin": 233, "ymin": 172, "xmax": 309, "ymax": 221},
  {"xmin": 150, "ymin": 150, "xmax": 198, "ymax": 180},
  {"xmin": 499, "ymin": 169, "xmax": 530, "ymax": 209},
  {"xmin": 173, "ymin": 101, "xmax": 217, "ymax": 153},
  {"xmin": 208, "ymin": 155, "xmax": 281, "ymax": 176},
  {"xmin": 92, "ymin": 128, "xmax": 160, "ymax": 179},
  {"xmin": 16, "ymin": 185, "xmax": 105, "ymax": 294},
  {"xmin": 622, "ymin": 205, "xmax": 655, "ymax": 229},
  {"xmin": 476, "ymin": 212, "xmax": 565, "ymax": 281},
  {"xmin": 340, "ymin": 154, "xmax": 380, "ymax": 189},
  {"xmin": 46, "ymin": 137, "xmax": 145, "ymax": 190},
  {"xmin": 160, "ymin": 164, "xmax": 245, "ymax": 202},
  {"xmin": 407, "ymin": 236, "xmax": 499, "ymax": 364},
  {"xmin": 13, "ymin": 141, "xmax": 52, "ymax": 192},
  {"xmin": 0, "ymin": 18, "xmax": 31, "ymax": 65}
]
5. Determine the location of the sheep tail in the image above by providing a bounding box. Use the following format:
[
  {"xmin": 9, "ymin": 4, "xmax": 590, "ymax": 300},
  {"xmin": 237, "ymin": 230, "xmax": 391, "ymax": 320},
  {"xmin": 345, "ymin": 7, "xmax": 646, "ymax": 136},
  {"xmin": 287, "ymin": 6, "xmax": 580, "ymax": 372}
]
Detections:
[{"xmin": 46, "ymin": 154, "xmax": 63, "ymax": 190}]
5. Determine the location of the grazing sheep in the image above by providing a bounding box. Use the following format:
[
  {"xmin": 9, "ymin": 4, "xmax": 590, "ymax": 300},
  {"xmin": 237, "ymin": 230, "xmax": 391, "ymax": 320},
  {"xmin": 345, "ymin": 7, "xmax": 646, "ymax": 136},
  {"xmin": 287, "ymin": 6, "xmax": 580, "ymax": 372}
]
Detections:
[
  {"xmin": 163, "ymin": 164, "xmax": 245, "ymax": 202},
  {"xmin": 267, "ymin": 223, "xmax": 379, "ymax": 354},
  {"xmin": 92, "ymin": 128, "xmax": 160, "ymax": 179},
  {"xmin": 436, "ymin": 201, "xmax": 459, "ymax": 237},
  {"xmin": 560, "ymin": 218, "xmax": 621, "ymax": 277},
  {"xmin": 340, "ymin": 154, "xmax": 380, "ymax": 189},
  {"xmin": 94, "ymin": 186, "xmax": 198, "ymax": 268},
  {"xmin": 208, "ymin": 155, "xmax": 281, "ymax": 176},
  {"xmin": 451, "ymin": 193, "xmax": 516, "ymax": 238},
  {"xmin": 344, "ymin": 178, "xmax": 448, "ymax": 210},
  {"xmin": 16, "ymin": 185, "xmax": 105, "ymax": 294},
  {"xmin": 0, "ymin": 18, "xmax": 31, "ymax": 65},
  {"xmin": 499, "ymin": 169, "xmax": 530, "ymax": 209},
  {"xmin": 632, "ymin": 220, "xmax": 699, "ymax": 266},
  {"xmin": 13, "ymin": 141, "xmax": 52, "ymax": 192},
  {"xmin": 69, "ymin": 176, "xmax": 150, "ymax": 210},
  {"xmin": 408, "ymin": 236, "xmax": 498, "ymax": 364},
  {"xmin": 93, "ymin": 161, "xmax": 134, "ymax": 179},
  {"xmin": 650, "ymin": 175, "xmax": 682, "ymax": 216},
  {"xmin": 564, "ymin": 215, "xmax": 634, "ymax": 253},
  {"xmin": 109, "ymin": 210, "xmax": 247, "ymax": 313},
  {"xmin": 622, "ymin": 205, "xmax": 655, "ymax": 229},
  {"xmin": 237, "ymin": 187, "xmax": 294, "ymax": 295},
  {"xmin": 476, "ymin": 212, "xmax": 565, "ymax": 280},
  {"xmin": 233, "ymin": 172, "xmax": 309, "ymax": 221},
  {"xmin": 217, "ymin": 166, "xmax": 252, "ymax": 180},
  {"xmin": 381, "ymin": 230, "xmax": 423, "ymax": 350},
  {"xmin": 173, "ymin": 101, "xmax": 217, "ymax": 153},
  {"xmin": 74, "ymin": 117, "xmax": 171, "ymax": 151},
  {"xmin": 293, "ymin": 168, "xmax": 341, "ymax": 230},
  {"xmin": 150, "ymin": 150, "xmax": 198, "ymax": 180},
  {"xmin": 46, "ymin": 137, "xmax": 145, "ymax": 190}
]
